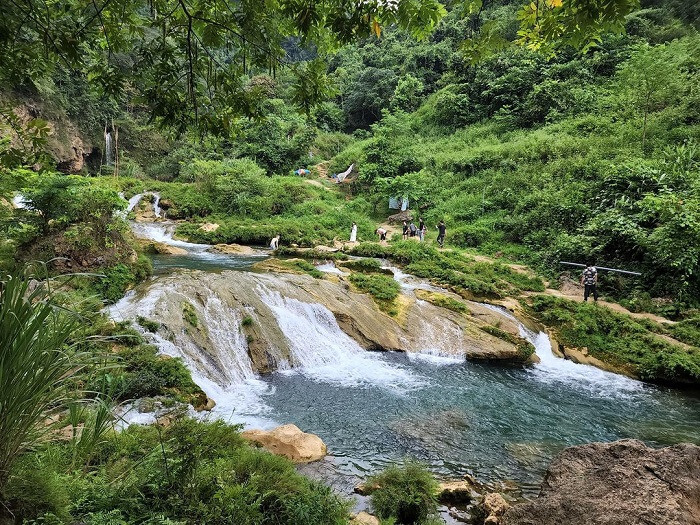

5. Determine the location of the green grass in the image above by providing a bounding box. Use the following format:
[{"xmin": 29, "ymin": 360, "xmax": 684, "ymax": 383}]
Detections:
[
  {"xmin": 348, "ymin": 273, "xmax": 401, "ymax": 314},
  {"xmin": 368, "ymin": 461, "xmax": 439, "ymax": 525},
  {"xmin": 479, "ymin": 325, "xmax": 535, "ymax": 361},
  {"xmin": 524, "ymin": 295, "xmax": 700, "ymax": 385},
  {"xmin": 349, "ymin": 241, "xmax": 545, "ymax": 299},
  {"xmin": 182, "ymin": 302, "xmax": 198, "ymax": 328}
]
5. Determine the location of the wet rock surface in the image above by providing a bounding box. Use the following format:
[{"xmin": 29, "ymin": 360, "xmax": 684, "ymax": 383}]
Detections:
[{"xmin": 502, "ymin": 439, "xmax": 700, "ymax": 525}]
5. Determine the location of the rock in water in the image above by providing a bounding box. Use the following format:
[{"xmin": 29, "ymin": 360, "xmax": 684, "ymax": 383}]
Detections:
[
  {"xmin": 241, "ymin": 424, "xmax": 327, "ymax": 463},
  {"xmin": 503, "ymin": 439, "xmax": 700, "ymax": 525}
]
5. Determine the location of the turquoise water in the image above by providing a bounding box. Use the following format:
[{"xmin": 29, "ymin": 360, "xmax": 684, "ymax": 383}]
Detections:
[
  {"xmin": 131, "ymin": 231, "xmax": 700, "ymax": 499},
  {"xmin": 262, "ymin": 351, "xmax": 700, "ymax": 496}
]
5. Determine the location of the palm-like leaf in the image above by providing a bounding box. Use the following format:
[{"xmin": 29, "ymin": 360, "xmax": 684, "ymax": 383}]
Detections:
[{"xmin": 0, "ymin": 273, "xmax": 87, "ymax": 491}]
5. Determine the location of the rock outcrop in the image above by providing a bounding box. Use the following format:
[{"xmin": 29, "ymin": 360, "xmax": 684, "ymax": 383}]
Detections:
[
  {"xmin": 241, "ymin": 424, "xmax": 327, "ymax": 463},
  {"xmin": 483, "ymin": 493, "xmax": 510, "ymax": 525},
  {"xmin": 210, "ymin": 243, "xmax": 259, "ymax": 255},
  {"xmin": 350, "ymin": 512, "xmax": 380, "ymax": 525},
  {"xmin": 502, "ymin": 439, "xmax": 700, "ymax": 525}
]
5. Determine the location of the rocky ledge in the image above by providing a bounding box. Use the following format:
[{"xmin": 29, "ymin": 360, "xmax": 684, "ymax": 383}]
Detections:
[{"xmin": 502, "ymin": 439, "xmax": 700, "ymax": 525}]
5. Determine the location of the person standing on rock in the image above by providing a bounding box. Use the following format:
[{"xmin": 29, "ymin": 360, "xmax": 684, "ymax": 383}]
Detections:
[
  {"xmin": 580, "ymin": 262, "xmax": 598, "ymax": 302},
  {"xmin": 350, "ymin": 222, "xmax": 357, "ymax": 242},
  {"xmin": 436, "ymin": 220, "xmax": 446, "ymax": 248},
  {"xmin": 270, "ymin": 234, "xmax": 280, "ymax": 250}
]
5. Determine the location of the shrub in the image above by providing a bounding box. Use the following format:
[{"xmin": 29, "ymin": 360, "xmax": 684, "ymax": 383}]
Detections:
[
  {"xmin": 182, "ymin": 302, "xmax": 198, "ymax": 327},
  {"xmin": 368, "ymin": 461, "xmax": 439, "ymax": 525},
  {"xmin": 137, "ymin": 316, "xmax": 160, "ymax": 333},
  {"xmin": 349, "ymin": 273, "xmax": 400, "ymax": 302}
]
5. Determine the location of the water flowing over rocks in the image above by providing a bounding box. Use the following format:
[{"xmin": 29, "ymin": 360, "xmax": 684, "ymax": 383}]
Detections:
[
  {"xmin": 502, "ymin": 439, "xmax": 700, "ymax": 525},
  {"xmin": 110, "ymin": 269, "xmax": 533, "ymax": 384},
  {"xmin": 241, "ymin": 424, "xmax": 327, "ymax": 463}
]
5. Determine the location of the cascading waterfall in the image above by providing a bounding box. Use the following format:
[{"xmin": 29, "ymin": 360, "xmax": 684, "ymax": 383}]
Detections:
[
  {"xmin": 108, "ymin": 285, "xmax": 274, "ymax": 427},
  {"xmin": 480, "ymin": 303, "xmax": 643, "ymax": 397},
  {"xmin": 256, "ymin": 284, "xmax": 422, "ymax": 392}
]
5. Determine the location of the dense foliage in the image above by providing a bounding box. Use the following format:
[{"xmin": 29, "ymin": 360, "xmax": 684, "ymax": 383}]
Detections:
[
  {"xmin": 4, "ymin": 418, "xmax": 350, "ymax": 524},
  {"xmin": 368, "ymin": 461, "xmax": 440, "ymax": 525}
]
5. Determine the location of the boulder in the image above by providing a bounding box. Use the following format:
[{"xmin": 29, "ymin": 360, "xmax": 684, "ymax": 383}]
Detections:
[
  {"xmin": 194, "ymin": 397, "xmax": 216, "ymax": 412},
  {"xmin": 241, "ymin": 424, "xmax": 327, "ymax": 463},
  {"xmin": 350, "ymin": 511, "xmax": 380, "ymax": 525},
  {"xmin": 438, "ymin": 480, "xmax": 474, "ymax": 504},
  {"xmin": 210, "ymin": 243, "xmax": 256, "ymax": 255},
  {"xmin": 150, "ymin": 242, "xmax": 187, "ymax": 255},
  {"xmin": 502, "ymin": 439, "xmax": 700, "ymax": 525},
  {"xmin": 483, "ymin": 493, "xmax": 510, "ymax": 525},
  {"xmin": 199, "ymin": 222, "xmax": 220, "ymax": 232}
]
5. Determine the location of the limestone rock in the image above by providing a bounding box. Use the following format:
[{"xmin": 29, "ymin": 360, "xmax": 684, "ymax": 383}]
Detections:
[
  {"xmin": 241, "ymin": 424, "xmax": 327, "ymax": 463},
  {"xmin": 194, "ymin": 397, "xmax": 216, "ymax": 412},
  {"xmin": 483, "ymin": 493, "xmax": 510, "ymax": 525},
  {"xmin": 200, "ymin": 222, "xmax": 220, "ymax": 232},
  {"xmin": 502, "ymin": 439, "xmax": 700, "ymax": 525},
  {"xmin": 438, "ymin": 480, "xmax": 474, "ymax": 503},
  {"xmin": 350, "ymin": 511, "xmax": 380, "ymax": 525},
  {"xmin": 354, "ymin": 482, "xmax": 380, "ymax": 496},
  {"xmin": 150, "ymin": 242, "xmax": 187, "ymax": 255},
  {"xmin": 210, "ymin": 243, "xmax": 256, "ymax": 255}
]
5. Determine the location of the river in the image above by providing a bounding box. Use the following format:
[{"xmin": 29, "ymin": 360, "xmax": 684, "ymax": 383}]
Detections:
[{"xmin": 111, "ymin": 197, "xmax": 700, "ymax": 506}]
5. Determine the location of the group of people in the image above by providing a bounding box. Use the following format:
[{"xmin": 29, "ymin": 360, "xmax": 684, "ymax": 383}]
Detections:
[
  {"xmin": 373, "ymin": 219, "xmax": 446, "ymax": 247},
  {"xmin": 272, "ymin": 224, "xmax": 602, "ymax": 303}
]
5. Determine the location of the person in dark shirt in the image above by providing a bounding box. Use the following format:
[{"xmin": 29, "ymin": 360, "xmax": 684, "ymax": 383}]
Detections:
[
  {"xmin": 409, "ymin": 222, "xmax": 417, "ymax": 237},
  {"xmin": 580, "ymin": 263, "xmax": 598, "ymax": 302},
  {"xmin": 436, "ymin": 220, "xmax": 446, "ymax": 248},
  {"xmin": 402, "ymin": 221, "xmax": 409, "ymax": 240},
  {"xmin": 419, "ymin": 217, "xmax": 425, "ymax": 232}
]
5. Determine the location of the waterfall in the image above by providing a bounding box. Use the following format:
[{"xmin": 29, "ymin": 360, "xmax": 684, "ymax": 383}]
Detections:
[
  {"xmin": 152, "ymin": 192, "xmax": 162, "ymax": 218},
  {"xmin": 479, "ymin": 303, "xmax": 643, "ymax": 397},
  {"xmin": 105, "ymin": 131, "xmax": 113, "ymax": 165},
  {"xmin": 108, "ymin": 284, "xmax": 274, "ymax": 427},
  {"xmin": 12, "ymin": 194, "xmax": 28, "ymax": 209},
  {"xmin": 256, "ymin": 284, "xmax": 422, "ymax": 392}
]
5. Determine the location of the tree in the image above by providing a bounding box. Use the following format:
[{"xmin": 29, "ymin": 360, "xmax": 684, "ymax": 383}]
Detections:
[
  {"xmin": 0, "ymin": 0, "xmax": 446, "ymax": 133},
  {"xmin": 617, "ymin": 42, "xmax": 688, "ymax": 148},
  {"xmin": 391, "ymin": 74, "xmax": 424, "ymax": 112}
]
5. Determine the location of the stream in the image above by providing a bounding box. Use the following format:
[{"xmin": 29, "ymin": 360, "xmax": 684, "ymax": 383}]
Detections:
[{"xmin": 112, "ymin": 195, "xmax": 700, "ymax": 509}]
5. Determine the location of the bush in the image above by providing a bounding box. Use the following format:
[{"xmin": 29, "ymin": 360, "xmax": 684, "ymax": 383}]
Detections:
[
  {"xmin": 368, "ymin": 461, "xmax": 439, "ymax": 525},
  {"xmin": 6, "ymin": 419, "xmax": 350, "ymax": 524},
  {"xmin": 116, "ymin": 344, "xmax": 203, "ymax": 402},
  {"xmin": 349, "ymin": 273, "xmax": 400, "ymax": 302}
]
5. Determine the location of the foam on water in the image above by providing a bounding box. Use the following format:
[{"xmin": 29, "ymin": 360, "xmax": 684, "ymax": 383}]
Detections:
[
  {"xmin": 316, "ymin": 262, "xmax": 346, "ymax": 275},
  {"xmin": 257, "ymin": 284, "xmax": 424, "ymax": 393},
  {"xmin": 480, "ymin": 303, "xmax": 645, "ymax": 398}
]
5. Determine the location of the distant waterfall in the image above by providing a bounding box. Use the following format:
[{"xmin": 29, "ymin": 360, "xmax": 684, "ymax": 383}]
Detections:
[{"xmin": 105, "ymin": 131, "xmax": 113, "ymax": 165}]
